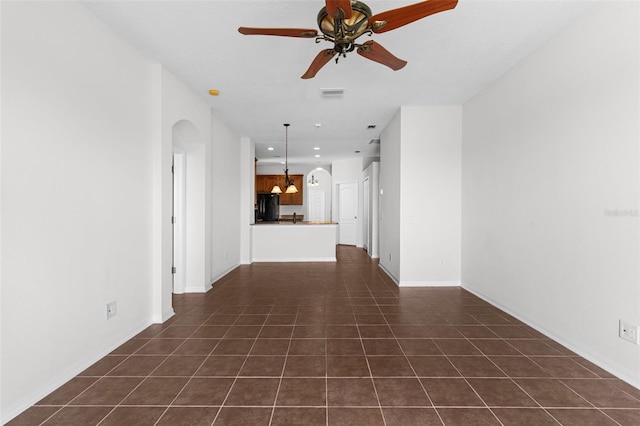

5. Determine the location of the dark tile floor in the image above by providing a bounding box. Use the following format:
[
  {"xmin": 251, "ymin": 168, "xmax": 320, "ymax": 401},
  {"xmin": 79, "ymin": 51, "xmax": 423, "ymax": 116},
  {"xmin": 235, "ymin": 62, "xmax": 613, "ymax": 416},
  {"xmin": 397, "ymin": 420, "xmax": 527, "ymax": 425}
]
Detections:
[{"xmin": 10, "ymin": 246, "xmax": 640, "ymax": 425}]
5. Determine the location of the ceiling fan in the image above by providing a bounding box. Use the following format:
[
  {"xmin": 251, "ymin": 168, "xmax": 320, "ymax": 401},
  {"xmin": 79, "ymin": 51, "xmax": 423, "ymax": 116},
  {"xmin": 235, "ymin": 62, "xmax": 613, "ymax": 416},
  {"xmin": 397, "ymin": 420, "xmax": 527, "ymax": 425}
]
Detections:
[{"xmin": 238, "ymin": 0, "xmax": 458, "ymax": 79}]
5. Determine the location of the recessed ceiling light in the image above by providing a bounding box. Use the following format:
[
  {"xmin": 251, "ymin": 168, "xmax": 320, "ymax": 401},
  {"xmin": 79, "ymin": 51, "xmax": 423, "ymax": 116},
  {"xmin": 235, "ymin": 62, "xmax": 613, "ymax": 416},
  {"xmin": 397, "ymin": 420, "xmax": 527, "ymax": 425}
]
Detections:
[
  {"xmin": 280, "ymin": 161, "xmax": 286, "ymax": 164},
  {"xmin": 313, "ymin": 147, "xmax": 320, "ymax": 150},
  {"xmin": 315, "ymin": 154, "xmax": 321, "ymax": 158},
  {"xmin": 315, "ymin": 123, "xmax": 322, "ymax": 128},
  {"xmin": 267, "ymin": 147, "xmax": 274, "ymax": 151}
]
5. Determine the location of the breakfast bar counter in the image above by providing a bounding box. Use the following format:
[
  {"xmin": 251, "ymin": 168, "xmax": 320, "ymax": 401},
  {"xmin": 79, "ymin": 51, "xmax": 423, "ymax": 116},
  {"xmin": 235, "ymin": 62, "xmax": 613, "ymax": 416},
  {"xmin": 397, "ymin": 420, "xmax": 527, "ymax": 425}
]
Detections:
[{"xmin": 251, "ymin": 221, "xmax": 337, "ymax": 262}]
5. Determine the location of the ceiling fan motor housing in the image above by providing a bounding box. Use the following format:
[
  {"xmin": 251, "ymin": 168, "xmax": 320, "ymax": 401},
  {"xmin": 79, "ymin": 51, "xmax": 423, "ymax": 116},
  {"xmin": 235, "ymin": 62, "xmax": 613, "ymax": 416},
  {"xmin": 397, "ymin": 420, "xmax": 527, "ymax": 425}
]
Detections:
[{"xmin": 317, "ymin": 1, "xmax": 372, "ymax": 52}]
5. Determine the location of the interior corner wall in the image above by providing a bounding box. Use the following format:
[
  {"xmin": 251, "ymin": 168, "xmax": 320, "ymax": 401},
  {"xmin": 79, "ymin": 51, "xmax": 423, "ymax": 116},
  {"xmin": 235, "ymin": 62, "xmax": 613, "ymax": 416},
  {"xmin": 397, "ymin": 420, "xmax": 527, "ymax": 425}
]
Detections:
[
  {"xmin": 1, "ymin": 2, "xmax": 157, "ymax": 421},
  {"xmin": 461, "ymin": 1, "xmax": 640, "ymax": 386},
  {"xmin": 399, "ymin": 106, "xmax": 462, "ymax": 286},
  {"xmin": 362, "ymin": 162, "xmax": 380, "ymax": 259},
  {"xmin": 210, "ymin": 112, "xmax": 242, "ymax": 285},
  {"xmin": 379, "ymin": 111, "xmax": 402, "ymax": 282},
  {"xmin": 161, "ymin": 68, "xmax": 211, "ymax": 294},
  {"xmin": 378, "ymin": 107, "xmax": 462, "ymax": 286}
]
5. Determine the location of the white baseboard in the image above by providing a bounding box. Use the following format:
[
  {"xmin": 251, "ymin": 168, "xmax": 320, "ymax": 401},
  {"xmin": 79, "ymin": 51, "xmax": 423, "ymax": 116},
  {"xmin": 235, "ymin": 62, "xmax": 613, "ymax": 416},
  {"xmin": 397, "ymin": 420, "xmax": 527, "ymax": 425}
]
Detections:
[
  {"xmin": 184, "ymin": 285, "xmax": 209, "ymax": 293},
  {"xmin": 377, "ymin": 265, "xmax": 460, "ymax": 288},
  {"xmin": 209, "ymin": 264, "xmax": 240, "ymax": 287},
  {"xmin": 251, "ymin": 257, "xmax": 337, "ymax": 262},
  {"xmin": 461, "ymin": 282, "xmax": 640, "ymax": 390},
  {"xmin": 399, "ymin": 280, "xmax": 461, "ymax": 287},
  {"xmin": 378, "ymin": 264, "xmax": 399, "ymax": 285},
  {"xmin": 1, "ymin": 318, "xmax": 153, "ymax": 424},
  {"xmin": 152, "ymin": 308, "xmax": 175, "ymax": 324}
]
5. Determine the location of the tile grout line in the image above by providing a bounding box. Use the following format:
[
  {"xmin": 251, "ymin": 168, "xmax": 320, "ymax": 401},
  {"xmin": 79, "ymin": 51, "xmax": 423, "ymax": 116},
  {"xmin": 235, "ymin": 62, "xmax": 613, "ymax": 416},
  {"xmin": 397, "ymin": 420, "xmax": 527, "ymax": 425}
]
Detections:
[
  {"xmin": 267, "ymin": 305, "xmax": 299, "ymax": 426},
  {"xmin": 153, "ymin": 306, "xmax": 240, "ymax": 426},
  {"xmin": 373, "ymin": 290, "xmax": 446, "ymax": 426},
  {"xmin": 208, "ymin": 305, "xmax": 274, "ymax": 425}
]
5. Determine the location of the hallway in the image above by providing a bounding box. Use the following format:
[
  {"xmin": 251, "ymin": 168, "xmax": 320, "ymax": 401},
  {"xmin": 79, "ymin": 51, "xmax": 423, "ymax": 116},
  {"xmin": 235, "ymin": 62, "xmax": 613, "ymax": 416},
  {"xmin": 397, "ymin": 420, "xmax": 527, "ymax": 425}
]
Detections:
[{"xmin": 10, "ymin": 246, "xmax": 640, "ymax": 425}]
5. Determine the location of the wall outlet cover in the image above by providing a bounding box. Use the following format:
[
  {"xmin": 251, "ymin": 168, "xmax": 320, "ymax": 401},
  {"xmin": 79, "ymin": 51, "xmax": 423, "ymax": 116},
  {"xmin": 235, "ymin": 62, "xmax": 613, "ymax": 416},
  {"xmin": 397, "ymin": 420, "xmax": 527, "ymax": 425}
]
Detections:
[
  {"xmin": 106, "ymin": 301, "xmax": 117, "ymax": 320},
  {"xmin": 619, "ymin": 319, "xmax": 639, "ymax": 344}
]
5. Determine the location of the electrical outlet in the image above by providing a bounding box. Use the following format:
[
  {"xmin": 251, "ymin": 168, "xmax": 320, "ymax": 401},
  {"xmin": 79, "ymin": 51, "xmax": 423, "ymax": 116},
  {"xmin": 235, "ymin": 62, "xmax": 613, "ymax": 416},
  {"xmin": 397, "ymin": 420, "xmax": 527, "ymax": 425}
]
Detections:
[
  {"xmin": 619, "ymin": 320, "xmax": 638, "ymax": 344},
  {"xmin": 106, "ymin": 301, "xmax": 117, "ymax": 319}
]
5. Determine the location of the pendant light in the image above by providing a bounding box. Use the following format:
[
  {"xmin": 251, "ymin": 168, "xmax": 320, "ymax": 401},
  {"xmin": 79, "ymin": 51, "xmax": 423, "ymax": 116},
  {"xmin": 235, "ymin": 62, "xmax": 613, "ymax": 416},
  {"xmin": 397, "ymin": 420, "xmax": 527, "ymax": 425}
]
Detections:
[{"xmin": 272, "ymin": 123, "xmax": 298, "ymax": 194}]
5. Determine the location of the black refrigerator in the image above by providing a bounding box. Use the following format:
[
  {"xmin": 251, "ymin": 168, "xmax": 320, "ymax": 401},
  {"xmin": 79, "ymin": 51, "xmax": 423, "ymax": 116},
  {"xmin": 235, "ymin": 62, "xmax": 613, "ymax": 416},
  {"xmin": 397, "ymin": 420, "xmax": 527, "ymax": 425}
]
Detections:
[{"xmin": 256, "ymin": 193, "xmax": 279, "ymax": 222}]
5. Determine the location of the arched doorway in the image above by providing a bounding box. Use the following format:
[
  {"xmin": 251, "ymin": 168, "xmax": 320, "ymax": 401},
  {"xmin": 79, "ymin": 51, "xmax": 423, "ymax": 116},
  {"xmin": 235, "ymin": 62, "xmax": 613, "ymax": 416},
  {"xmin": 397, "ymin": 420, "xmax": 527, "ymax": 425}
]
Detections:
[
  {"xmin": 306, "ymin": 168, "xmax": 332, "ymax": 222},
  {"xmin": 172, "ymin": 119, "xmax": 207, "ymax": 293}
]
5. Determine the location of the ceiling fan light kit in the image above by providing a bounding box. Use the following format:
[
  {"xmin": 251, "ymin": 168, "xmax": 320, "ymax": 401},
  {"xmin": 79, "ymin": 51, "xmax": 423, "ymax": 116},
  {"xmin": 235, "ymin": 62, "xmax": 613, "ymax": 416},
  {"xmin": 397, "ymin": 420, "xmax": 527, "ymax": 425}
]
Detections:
[{"xmin": 239, "ymin": 0, "xmax": 458, "ymax": 79}]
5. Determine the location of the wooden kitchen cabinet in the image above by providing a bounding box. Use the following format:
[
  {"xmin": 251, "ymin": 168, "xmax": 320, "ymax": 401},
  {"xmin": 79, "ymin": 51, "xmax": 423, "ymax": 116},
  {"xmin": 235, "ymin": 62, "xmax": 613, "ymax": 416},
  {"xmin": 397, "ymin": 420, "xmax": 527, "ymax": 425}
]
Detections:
[
  {"xmin": 256, "ymin": 175, "xmax": 279, "ymax": 194},
  {"xmin": 256, "ymin": 174, "xmax": 303, "ymax": 205},
  {"xmin": 279, "ymin": 174, "xmax": 303, "ymax": 205}
]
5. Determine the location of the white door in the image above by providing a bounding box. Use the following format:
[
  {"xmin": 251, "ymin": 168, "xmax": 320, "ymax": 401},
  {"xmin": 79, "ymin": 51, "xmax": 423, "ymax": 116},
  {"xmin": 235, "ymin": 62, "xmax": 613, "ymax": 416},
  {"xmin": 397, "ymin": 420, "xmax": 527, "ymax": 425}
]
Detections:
[
  {"xmin": 308, "ymin": 189, "xmax": 325, "ymax": 222},
  {"xmin": 338, "ymin": 181, "xmax": 357, "ymax": 245},
  {"xmin": 363, "ymin": 177, "xmax": 370, "ymax": 252}
]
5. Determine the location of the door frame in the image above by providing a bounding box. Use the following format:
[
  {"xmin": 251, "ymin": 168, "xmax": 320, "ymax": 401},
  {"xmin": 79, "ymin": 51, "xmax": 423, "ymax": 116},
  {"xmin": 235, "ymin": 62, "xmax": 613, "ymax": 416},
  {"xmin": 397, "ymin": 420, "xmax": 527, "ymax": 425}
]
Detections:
[
  {"xmin": 172, "ymin": 150, "xmax": 186, "ymax": 294},
  {"xmin": 363, "ymin": 176, "xmax": 370, "ymax": 252},
  {"xmin": 337, "ymin": 180, "xmax": 358, "ymax": 246}
]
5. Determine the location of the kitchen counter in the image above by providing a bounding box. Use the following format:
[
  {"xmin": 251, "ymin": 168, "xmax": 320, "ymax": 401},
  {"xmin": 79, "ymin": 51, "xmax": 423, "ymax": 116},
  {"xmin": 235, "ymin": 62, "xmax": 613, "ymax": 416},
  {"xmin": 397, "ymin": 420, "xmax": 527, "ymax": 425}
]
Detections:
[{"xmin": 251, "ymin": 221, "xmax": 337, "ymax": 262}]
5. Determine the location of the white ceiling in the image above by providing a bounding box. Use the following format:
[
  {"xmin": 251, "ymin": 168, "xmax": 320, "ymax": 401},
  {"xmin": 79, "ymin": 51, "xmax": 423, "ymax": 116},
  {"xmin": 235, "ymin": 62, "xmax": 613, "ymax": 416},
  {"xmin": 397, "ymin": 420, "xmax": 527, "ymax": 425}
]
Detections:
[{"xmin": 84, "ymin": 0, "xmax": 593, "ymax": 167}]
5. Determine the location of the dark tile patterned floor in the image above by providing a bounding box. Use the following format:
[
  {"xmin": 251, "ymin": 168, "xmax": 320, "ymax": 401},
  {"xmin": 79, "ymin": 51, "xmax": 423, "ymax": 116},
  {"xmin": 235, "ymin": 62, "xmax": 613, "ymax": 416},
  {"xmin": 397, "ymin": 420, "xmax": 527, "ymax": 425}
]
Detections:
[{"xmin": 9, "ymin": 246, "xmax": 640, "ymax": 425}]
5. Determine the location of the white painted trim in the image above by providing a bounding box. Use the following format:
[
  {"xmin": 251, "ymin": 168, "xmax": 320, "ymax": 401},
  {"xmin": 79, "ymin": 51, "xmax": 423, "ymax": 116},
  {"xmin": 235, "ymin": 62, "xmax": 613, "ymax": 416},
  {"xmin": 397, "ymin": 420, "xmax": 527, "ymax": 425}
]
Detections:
[
  {"xmin": 461, "ymin": 282, "xmax": 640, "ymax": 390},
  {"xmin": 183, "ymin": 285, "xmax": 212, "ymax": 294},
  {"xmin": 172, "ymin": 150, "xmax": 186, "ymax": 294},
  {"xmin": 152, "ymin": 308, "xmax": 175, "ymax": 324},
  {"xmin": 1, "ymin": 319, "xmax": 152, "ymax": 424},
  {"xmin": 378, "ymin": 263, "xmax": 399, "ymax": 285},
  {"xmin": 252, "ymin": 257, "xmax": 337, "ymax": 263},
  {"xmin": 399, "ymin": 280, "xmax": 461, "ymax": 287},
  {"xmin": 209, "ymin": 264, "xmax": 240, "ymax": 287}
]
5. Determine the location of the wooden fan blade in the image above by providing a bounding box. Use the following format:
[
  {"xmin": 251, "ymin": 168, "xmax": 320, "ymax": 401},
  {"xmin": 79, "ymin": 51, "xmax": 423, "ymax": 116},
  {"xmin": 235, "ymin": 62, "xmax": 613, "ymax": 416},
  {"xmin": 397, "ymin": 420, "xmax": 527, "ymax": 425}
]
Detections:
[
  {"xmin": 325, "ymin": 0, "xmax": 353, "ymax": 19},
  {"xmin": 369, "ymin": 0, "xmax": 458, "ymax": 34},
  {"xmin": 301, "ymin": 49, "xmax": 337, "ymax": 79},
  {"xmin": 357, "ymin": 40, "xmax": 407, "ymax": 71},
  {"xmin": 238, "ymin": 27, "xmax": 318, "ymax": 38}
]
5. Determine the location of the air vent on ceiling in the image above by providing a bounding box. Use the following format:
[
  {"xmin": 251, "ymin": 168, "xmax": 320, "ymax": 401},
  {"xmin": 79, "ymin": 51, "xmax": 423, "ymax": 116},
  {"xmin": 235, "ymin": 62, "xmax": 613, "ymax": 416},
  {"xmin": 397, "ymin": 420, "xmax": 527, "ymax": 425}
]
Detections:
[
  {"xmin": 369, "ymin": 139, "xmax": 380, "ymax": 145},
  {"xmin": 320, "ymin": 88, "xmax": 345, "ymax": 99}
]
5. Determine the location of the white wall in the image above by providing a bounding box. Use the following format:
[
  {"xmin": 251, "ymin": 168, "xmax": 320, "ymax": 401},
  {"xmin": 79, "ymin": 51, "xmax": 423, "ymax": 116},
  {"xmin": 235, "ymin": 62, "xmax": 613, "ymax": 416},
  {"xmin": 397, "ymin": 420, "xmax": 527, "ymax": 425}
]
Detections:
[
  {"xmin": 162, "ymin": 68, "xmax": 212, "ymax": 295},
  {"xmin": 462, "ymin": 1, "xmax": 640, "ymax": 386},
  {"xmin": 0, "ymin": 3, "xmax": 246, "ymax": 421},
  {"xmin": 400, "ymin": 106, "xmax": 462, "ymax": 285},
  {"xmin": 378, "ymin": 107, "xmax": 462, "ymax": 286},
  {"xmin": 1, "ymin": 2, "xmax": 156, "ymax": 421},
  {"xmin": 210, "ymin": 113, "xmax": 242, "ymax": 285},
  {"xmin": 379, "ymin": 111, "xmax": 402, "ymax": 280},
  {"xmin": 362, "ymin": 162, "xmax": 380, "ymax": 258}
]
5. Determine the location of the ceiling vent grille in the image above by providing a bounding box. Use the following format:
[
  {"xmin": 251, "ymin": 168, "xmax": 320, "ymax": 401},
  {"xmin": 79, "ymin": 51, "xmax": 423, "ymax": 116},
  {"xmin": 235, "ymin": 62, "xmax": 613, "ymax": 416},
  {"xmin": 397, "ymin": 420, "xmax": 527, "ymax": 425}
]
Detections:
[
  {"xmin": 320, "ymin": 88, "xmax": 345, "ymax": 99},
  {"xmin": 369, "ymin": 138, "xmax": 380, "ymax": 145}
]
